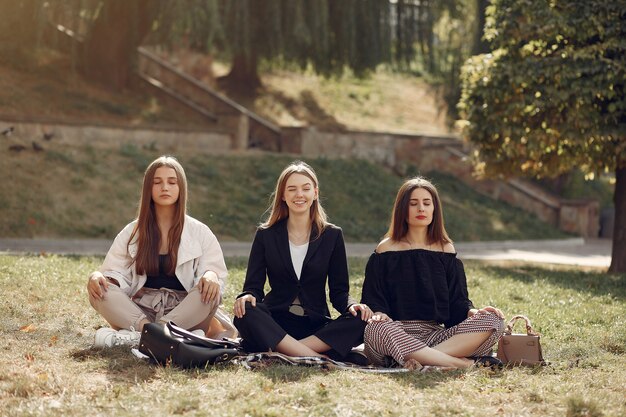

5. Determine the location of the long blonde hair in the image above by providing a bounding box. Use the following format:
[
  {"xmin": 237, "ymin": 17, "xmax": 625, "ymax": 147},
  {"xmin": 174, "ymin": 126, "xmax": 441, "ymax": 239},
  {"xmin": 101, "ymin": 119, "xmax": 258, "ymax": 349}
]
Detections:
[
  {"xmin": 386, "ymin": 176, "xmax": 452, "ymax": 246},
  {"xmin": 129, "ymin": 155, "xmax": 188, "ymax": 275},
  {"xmin": 261, "ymin": 161, "xmax": 328, "ymax": 238}
]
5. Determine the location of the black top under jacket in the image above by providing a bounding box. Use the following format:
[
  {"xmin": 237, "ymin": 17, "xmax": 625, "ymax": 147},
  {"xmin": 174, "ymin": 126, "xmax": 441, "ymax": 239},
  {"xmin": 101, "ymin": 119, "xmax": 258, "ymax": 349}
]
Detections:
[{"xmin": 143, "ymin": 255, "xmax": 186, "ymax": 291}]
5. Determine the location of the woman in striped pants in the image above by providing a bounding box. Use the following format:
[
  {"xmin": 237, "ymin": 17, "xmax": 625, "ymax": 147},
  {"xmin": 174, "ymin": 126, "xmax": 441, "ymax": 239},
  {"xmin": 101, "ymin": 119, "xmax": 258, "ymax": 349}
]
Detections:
[{"xmin": 360, "ymin": 177, "xmax": 505, "ymax": 369}]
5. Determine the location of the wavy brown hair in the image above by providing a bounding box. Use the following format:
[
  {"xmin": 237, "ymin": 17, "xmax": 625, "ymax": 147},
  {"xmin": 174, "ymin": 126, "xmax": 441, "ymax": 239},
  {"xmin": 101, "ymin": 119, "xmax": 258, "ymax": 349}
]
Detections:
[
  {"xmin": 261, "ymin": 161, "xmax": 328, "ymax": 239},
  {"xmin": 386, "ymin": 176, "xmax": 452, "ymax": 247},
  {"xmin": 128, "ymin": 156, "xmax": 187, "ymax": 275}
]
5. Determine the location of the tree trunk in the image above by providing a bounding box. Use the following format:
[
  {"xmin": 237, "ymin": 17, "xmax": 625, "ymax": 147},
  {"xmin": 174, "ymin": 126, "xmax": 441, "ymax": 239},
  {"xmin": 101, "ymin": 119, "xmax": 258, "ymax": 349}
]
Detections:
[
  {"xmin": 81, "ymin": 0, "xmax": 157, "ymax": 90},
  {"xmin": 472, "ymin": 0, "xmax": 490, "ymax": 55},
  {"xmin": 425, "ymin": 4, "xmax": 435, "ymax": 74},
  {"xmin": 609, "ymin": 165, "xmax": 626, "ymax": 273},
  {"xmin": 222, "ymin": 54, "xmax": 262, "ymax": 91}
]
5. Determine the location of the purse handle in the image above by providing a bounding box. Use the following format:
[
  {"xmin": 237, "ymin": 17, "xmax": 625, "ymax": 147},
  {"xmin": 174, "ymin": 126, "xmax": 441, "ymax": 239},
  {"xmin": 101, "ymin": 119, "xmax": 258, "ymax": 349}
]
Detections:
[
  {"xmin": 166, "ymin": 321, "xmax": 239, "ymax": 349},
  {"xmin": 504, "ymin": 315, "xmax": 539, "ymax": 336}
]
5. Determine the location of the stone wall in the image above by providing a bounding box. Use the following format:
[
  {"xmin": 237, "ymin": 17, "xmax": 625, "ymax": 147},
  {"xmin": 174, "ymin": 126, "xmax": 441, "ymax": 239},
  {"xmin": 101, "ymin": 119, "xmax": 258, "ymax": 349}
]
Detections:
[
  {"xmin": 300, "ymin": 128, "xmax": 397, "ymax": 167},
  {"xmin": 279, "ymin": 127, "xmax": 464, "ymax": 168},
  {"xmin": 276, "ymin": 126, "xmax": 600, "ymax": 238},
  {"xmin": 0, "ymin": 118, "xmax": 232, "ymax": 153}
]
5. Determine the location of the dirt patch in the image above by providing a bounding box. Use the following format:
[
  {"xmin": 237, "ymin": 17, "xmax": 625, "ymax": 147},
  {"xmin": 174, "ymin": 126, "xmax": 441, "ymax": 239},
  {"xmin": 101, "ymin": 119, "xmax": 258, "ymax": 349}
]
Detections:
[{"xmin": 225, "ymin": 69, "xmax": 452, "ymax": 135}]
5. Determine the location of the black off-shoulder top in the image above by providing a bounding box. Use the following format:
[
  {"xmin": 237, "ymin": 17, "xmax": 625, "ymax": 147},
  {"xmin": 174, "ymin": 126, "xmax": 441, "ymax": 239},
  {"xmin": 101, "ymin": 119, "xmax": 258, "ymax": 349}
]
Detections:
[{"xmin": 360, "ymin": 249, "xmax": 474, "ymax": 328}]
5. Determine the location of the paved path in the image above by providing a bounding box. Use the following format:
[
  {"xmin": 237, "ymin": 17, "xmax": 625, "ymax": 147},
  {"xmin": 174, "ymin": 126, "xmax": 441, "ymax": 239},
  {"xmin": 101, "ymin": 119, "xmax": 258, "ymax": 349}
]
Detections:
[{"xmin": 0, "ymin": 237, "xmax": 612, "ymax": 267}]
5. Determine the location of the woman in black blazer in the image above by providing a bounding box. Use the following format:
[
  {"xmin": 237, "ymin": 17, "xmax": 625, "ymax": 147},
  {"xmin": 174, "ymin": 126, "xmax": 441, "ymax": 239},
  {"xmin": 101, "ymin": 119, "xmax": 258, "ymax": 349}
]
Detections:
[{"xmin": 233, "ymin": 161, "xmax": 371, "ymax": 359}]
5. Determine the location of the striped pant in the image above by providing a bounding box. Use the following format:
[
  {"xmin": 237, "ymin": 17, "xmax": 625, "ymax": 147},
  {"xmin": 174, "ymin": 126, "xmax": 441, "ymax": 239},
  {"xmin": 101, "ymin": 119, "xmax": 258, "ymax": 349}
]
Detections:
[{"xmin": 364, "ymin": 313, "xmax": 505, "ymax": 367}]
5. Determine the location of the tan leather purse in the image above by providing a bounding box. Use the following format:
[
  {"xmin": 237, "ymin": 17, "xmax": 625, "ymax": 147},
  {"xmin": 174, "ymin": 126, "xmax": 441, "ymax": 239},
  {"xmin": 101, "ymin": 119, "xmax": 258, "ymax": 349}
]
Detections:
[{"xmin": 497, "ymin": 315, "xmax": 546, "ymax": 366}]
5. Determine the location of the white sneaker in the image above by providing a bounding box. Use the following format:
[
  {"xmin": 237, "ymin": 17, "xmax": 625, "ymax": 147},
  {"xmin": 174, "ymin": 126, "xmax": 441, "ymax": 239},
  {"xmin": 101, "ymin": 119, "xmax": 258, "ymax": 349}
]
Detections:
[{"xmin": 94, "ymin": 327, "xmax": 141, "ymax": 348}]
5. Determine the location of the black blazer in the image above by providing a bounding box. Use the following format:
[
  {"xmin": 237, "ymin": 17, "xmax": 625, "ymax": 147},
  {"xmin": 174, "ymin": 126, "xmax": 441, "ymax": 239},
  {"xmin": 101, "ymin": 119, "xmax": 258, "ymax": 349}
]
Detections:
[{"xmin": 238, "ymin": 218, "xmax": 356, "ymax": 321}]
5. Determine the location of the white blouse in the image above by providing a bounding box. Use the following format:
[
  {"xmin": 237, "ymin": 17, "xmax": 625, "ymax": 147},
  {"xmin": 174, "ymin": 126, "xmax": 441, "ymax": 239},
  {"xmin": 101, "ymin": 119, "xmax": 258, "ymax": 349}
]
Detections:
[{"xmin": 289, "ymin": 240, "xmax": 309, "ymax": 280}]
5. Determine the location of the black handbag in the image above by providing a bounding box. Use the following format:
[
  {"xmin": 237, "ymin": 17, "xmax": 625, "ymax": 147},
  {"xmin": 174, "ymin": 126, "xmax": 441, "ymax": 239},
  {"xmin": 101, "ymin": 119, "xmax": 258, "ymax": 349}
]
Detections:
[{"xmin": 138, "ymin": 321, "xmax": 240, "ymax": 368}]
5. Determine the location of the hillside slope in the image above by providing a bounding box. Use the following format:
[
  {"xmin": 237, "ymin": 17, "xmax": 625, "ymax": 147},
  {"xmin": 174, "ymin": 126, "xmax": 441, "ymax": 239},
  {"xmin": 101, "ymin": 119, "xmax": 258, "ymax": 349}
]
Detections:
[
  {"xmin": 0, "ymin": 142, "xmax": 567, "ymax": 242},
  {"xmin": 0, "ymin": 47, "xmax": 451, "ymax": 135},
  {"xmin": 0, "ymin": 49, "xmax": 595, "ymax": 242},
  {"xmin": 224, "ymin": 69, "xmax": 451, "ymax": 135},
  {"xmin": 0, "ymin": 48, "xmax": 214, "ymax": 128}
]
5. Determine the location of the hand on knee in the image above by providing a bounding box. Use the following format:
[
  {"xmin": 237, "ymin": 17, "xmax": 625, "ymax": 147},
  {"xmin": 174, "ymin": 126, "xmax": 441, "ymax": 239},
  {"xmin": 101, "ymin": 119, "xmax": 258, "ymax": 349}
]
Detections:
[{"xmin": 233, "ymin": 295, "xmax": 256, "ymax": 318}]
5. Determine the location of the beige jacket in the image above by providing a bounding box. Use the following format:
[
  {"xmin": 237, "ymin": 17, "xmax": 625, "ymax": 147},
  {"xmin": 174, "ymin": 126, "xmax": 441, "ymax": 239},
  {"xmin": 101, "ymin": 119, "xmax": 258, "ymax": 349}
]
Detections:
[{"xmin": 99, "ymin": 215, "xmax": 236, "ymax": 337}]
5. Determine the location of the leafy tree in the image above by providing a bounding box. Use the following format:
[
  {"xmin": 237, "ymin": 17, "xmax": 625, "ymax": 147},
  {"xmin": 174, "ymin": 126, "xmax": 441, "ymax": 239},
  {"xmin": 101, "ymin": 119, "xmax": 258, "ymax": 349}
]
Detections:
[
  {"xmin": 163, "ymin": 0, "xmax": 397, "ymax": 90},
  {"xmin": 472, "ymin": 0, "xmax": 489, "ymax": 55},
  {"xmin": 459, "ymin": 0, "xmax": 626, "ymax": 272},
  {"xmin": 162, "ymin": 0, "xmax": 479, "ymax": 92},
  {"xmin": 2, "ymin": 0, "xmax": 477, "ymax": 101},
  {"xmin": 0, "ymin": 0, "xmax": 163, "ymax": 89}
]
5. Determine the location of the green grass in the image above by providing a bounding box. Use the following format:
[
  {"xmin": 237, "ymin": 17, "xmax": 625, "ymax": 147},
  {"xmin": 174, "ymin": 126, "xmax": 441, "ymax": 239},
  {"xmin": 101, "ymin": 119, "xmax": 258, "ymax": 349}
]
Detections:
[
  {"xmin": 0, "ymin": 255, "xmax": 624, "ymax": 416},
  {"xmin": 0, "ymin": 144, "xmax": 569, "ymax": 242}
]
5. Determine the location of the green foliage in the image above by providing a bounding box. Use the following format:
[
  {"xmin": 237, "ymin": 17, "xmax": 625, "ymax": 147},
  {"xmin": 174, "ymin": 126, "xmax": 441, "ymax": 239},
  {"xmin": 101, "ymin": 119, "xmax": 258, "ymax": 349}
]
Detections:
[
  {"xmin": 459, "ymin": 0, "xmax": 626, "ymax": 178},
  {"xmin": 154, "ymin": 0, "xmax": 476, "ymax": 85},
  {"xmin": 172, "ymin": 0, "xmax": 396, "ymax": 78},
  {"xmin": 202, "ymin": 0, "xmax": 392, "ymax": 75}
]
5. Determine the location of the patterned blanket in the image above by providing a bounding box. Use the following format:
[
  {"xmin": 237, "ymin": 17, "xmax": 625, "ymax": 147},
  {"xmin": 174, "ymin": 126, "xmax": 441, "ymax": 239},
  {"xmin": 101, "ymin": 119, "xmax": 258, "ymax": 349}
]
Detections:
[{"xmin": 233, "ymin": 352, "xmax": 455, "ymax": 373}]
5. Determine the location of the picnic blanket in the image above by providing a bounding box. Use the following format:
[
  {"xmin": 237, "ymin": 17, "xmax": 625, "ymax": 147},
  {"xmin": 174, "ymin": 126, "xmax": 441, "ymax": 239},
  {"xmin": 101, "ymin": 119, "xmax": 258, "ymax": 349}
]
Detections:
[
  {"xmin": 132, "ymin": 347, "xmax": 454, "ymax": 373},
  {"xmin": 232, "ymin": 352, "xmax": 456, "ymax": 373}
]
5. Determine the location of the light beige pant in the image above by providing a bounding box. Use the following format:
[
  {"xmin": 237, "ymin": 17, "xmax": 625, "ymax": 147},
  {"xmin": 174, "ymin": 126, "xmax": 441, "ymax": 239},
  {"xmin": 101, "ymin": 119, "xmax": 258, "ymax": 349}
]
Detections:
[{"xmin": 89, "ymin": 285, "xmax": 219, "ymax": 334}]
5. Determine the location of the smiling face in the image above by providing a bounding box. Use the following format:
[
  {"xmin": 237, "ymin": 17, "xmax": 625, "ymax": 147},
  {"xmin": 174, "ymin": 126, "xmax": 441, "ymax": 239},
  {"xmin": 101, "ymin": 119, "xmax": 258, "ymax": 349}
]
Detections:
[
  {"xmin": 151, "ymin": 166, "xmax": 180, "ymax": 207},
  {"xmin": 406, "ymin": 187, "xmax": 434, "ymax": 228},
  {"xmin": 282, "ymin": 173, "xmax": 318, "ymax": 216}
]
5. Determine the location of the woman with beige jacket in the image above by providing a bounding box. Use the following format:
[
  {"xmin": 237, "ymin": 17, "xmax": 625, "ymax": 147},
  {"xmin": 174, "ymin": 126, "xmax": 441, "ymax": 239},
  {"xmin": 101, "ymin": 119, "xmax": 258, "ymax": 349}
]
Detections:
[{"xmin": 86, "ymin": 156, "xmax": 235, "ymax": 348}]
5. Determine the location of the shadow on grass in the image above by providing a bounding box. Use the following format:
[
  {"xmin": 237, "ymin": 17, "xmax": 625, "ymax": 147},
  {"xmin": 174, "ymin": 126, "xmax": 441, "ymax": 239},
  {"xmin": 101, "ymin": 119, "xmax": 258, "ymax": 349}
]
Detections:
[
  {"xmin": 70, "ymin": 347, "xmax": 158, "ymax": 383},
  {"xmin": 71, "ymin": 346, "xmax": 247, "ymax": 383},
  {"xmin": 245, "ymin": 363, "xmax": 460, "ymax": 389},
  {"xmin": 478, "ymin": 264, "xmax": 626, "ymax": 299},
  {"xmin": 70, "ymin": 347, "xmax": 341, "ymax": 386},
  {"xmin": 388, "ymin": 365, "xmax": 558, "ymax": 390},
  {"xmin": 68, "ymin": 347, "xmax": 520, "ymax": 390},
  {"xmin": 250, "ymin": 364, "xmax": 321, "ymax": 383},
  {"xmin": 382, "ymin": 368, "xmax": 467, "ymax": 389},
  {"xmin": 263, "ymin": 87, "xmax": 347, "ymax": 132}
]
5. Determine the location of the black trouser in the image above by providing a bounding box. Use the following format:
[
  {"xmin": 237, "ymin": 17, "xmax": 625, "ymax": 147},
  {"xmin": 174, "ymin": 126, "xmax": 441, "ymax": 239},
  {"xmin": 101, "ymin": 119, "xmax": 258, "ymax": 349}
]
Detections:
[{"xmin": 233, "ymin": 301, "xmax": 366, "ymax": 358}]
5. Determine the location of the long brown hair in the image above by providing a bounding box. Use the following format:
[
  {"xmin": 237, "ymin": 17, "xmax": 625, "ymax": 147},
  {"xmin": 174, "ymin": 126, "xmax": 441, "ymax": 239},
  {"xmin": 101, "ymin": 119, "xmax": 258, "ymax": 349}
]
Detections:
[
  {"xmin": 128, "ymin": 155, "xmax": 188, "ymax": 275},
  {"xmin": 386, "ymin": 176, "xmax": 452, "ymax": 246},
  {"xmin": 261, "ymin": 161, "xmax": 328, "ymax": 238}
]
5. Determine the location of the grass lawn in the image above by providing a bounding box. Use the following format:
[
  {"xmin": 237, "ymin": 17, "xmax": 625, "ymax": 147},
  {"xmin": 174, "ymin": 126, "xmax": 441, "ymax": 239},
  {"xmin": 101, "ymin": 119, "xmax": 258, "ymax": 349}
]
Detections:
[
  {"xmin": 0, "ymin": 145, "xmax": 569, "ymax": 243},
  {"xmin": 1, "ymin": 255, "xmax": 624, "ymax": 417}
]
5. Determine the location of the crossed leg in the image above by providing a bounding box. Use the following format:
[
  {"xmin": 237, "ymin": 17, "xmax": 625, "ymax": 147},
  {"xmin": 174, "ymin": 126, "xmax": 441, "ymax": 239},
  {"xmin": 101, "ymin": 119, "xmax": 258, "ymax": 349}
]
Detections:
[{"xmin": 365, "ymin": 313, "xmax": 504, "ymax": 368}]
